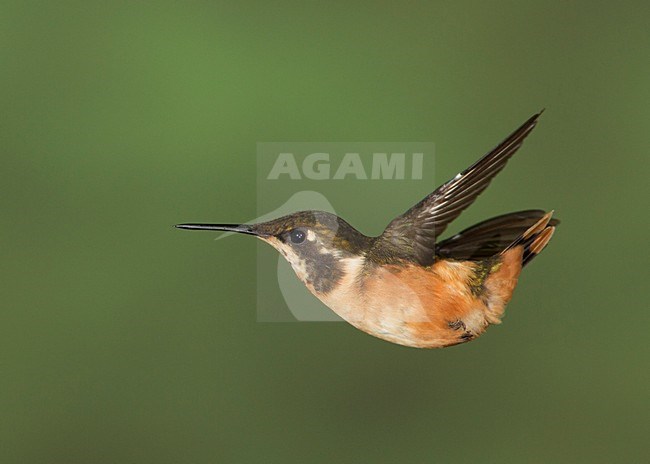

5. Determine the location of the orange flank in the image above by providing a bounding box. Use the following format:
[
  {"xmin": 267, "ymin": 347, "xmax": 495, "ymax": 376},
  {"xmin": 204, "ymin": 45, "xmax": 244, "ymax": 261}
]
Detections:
[{"xmin": 357, "ymin": 250, "xmax": 523, "ymax": 348}]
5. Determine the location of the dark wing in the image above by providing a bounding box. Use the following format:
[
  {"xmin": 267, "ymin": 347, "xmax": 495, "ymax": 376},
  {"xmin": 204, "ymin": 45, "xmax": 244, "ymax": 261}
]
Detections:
[
  {"xmin": 436, "ymin": 210, "xmax": 560, "ymax": 260},
  {"xmin": 376, "ymin": 111, "xmax": 542, "ymax": 265}
]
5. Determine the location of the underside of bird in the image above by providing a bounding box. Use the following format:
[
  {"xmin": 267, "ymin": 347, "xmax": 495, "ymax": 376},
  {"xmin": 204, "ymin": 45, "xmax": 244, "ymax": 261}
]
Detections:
[{"xmin": 315, "ymin": 210, "xmax": 556, "ymax": 348}]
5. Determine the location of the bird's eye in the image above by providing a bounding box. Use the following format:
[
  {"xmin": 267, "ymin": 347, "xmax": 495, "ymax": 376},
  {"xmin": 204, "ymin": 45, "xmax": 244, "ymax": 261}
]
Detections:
[{"xmin": 289, "ymin": 229, "xmax": 306, "ymax": 244}]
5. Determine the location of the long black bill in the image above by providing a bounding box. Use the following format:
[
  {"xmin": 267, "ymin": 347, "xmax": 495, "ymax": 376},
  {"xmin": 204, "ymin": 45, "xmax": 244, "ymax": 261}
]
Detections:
[{"xmin": 174, "ymin": 223, "xmax": 258, "ymax": 236}]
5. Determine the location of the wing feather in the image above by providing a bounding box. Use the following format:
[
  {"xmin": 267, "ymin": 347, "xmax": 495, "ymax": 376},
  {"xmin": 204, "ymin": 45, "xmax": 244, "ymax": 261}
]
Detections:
[{"xmin": 376, "ymin": 112, "xmax": 542, "ymax": 265}]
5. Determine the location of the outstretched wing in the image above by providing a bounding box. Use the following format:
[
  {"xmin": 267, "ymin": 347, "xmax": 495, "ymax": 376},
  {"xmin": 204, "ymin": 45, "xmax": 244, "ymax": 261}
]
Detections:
[{"xmin": 377, "ymin": 111, "xmax": 542, "ymax": 265}]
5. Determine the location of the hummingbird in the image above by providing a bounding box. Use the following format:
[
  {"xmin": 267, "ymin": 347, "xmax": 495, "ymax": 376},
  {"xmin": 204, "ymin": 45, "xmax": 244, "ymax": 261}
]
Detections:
[{"xmin": 177, "ymin": 112, "xmax": 558, "ymax": 348}]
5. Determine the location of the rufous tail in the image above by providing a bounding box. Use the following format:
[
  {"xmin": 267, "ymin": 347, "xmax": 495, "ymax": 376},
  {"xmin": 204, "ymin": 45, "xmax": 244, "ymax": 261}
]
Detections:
[{"xmin": 502, "ymin": 211, "xmax": 556, "ymax": 266}]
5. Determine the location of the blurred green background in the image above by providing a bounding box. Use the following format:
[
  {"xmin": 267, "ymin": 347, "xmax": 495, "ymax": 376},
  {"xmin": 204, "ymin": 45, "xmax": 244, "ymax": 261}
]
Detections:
[{"xmin": 2, "ymin": 1, "xmax": 648, "ymax": 462}]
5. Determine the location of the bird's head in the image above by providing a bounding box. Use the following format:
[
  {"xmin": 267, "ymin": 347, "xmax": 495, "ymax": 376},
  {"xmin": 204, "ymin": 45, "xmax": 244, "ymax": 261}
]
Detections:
[{"xmin": 176, "ymin": 210, "xmax": 372, "ymax": 294}]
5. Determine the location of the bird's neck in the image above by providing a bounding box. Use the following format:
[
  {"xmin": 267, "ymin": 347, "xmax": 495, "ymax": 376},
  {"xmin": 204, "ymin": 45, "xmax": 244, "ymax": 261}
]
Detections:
[{"xmin": 309, "ymin": 255, "xmax": 367, "ymax": 320}]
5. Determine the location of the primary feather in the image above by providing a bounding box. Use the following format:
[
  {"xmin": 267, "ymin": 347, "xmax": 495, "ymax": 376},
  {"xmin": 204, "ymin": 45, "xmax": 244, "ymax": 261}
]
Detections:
[{"xmin": 376, "ymin": 111, "xmax": 543, "ymax": 265}]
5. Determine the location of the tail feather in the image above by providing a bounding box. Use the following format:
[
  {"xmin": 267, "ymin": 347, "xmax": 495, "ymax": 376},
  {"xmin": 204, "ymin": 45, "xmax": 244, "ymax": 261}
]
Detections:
[
  {"xmin": 502, "ymin": 211, "xmax": 556, "ymax": 266},
  {"xmin": 522, "ymin": 224, "xmax": 555, "ymax": 265}
]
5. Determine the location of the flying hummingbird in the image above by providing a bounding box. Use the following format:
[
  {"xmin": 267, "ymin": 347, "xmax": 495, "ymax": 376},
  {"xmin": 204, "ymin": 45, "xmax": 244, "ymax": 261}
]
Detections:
[{"xmin": 177, "ymin": 112, "xmax": 558, "ymax": 348}]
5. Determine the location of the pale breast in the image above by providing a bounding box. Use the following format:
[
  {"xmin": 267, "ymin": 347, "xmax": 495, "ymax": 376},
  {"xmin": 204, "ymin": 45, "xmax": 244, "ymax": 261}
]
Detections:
[{"xmin": 314, "ymin": 255, "xmax": 523, "ymax": 348}]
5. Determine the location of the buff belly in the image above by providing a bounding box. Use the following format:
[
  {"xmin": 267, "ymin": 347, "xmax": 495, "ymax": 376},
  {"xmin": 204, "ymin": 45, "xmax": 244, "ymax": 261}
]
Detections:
[{"xmin": 315, "ymin": 248, "xmax": 524, "ymax": 348}]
